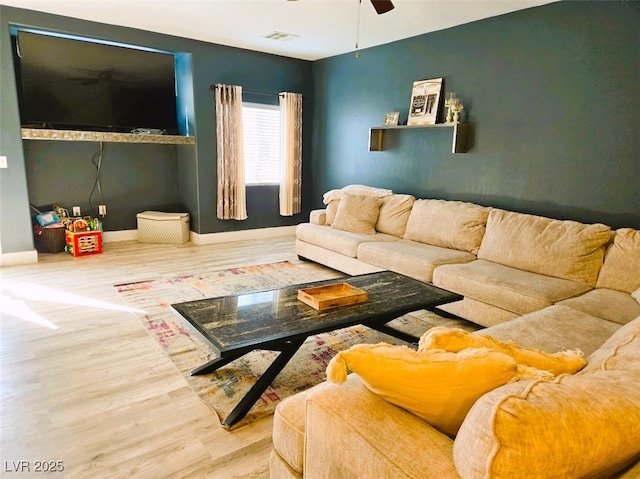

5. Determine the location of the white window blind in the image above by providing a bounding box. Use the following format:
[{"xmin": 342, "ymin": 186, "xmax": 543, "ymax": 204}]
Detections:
[{"xmin": 242, "ymin": 103, "xmax": 280, "ymax": 185}]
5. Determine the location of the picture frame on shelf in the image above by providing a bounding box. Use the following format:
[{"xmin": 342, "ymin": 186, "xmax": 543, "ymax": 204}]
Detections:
[
  {"xmin": 383, "ymin": 112, "xmax": 400, "ymax": 126},
  {"xmin": 407, "ymin": 78, "xmax": 443, "ymax": 126}
]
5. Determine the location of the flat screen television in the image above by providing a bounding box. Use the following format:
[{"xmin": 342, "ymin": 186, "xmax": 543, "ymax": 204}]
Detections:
[{"xmin": 14, "ymin": 31, "xmax": 179, "ymax": 135}]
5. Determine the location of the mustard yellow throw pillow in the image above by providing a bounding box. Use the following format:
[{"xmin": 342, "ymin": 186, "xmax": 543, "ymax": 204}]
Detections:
[
  {"xmin": 418, "ymin": 326, "xmax": 587, "ymax": 375},
  {"xmin": 326, "ymin": 343, "xmax": 551, "ymax": 437}
]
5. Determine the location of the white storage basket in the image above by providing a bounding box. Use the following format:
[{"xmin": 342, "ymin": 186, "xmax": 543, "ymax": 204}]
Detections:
[{"xmin": 137, "ymin": 211, "xmax": 190, "ymax": 244}]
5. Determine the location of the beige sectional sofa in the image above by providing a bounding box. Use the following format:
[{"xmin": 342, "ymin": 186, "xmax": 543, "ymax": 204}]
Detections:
[
  {"xmin": 275, "ymin": 185, "xmax": 640, "ymax": 478},
  {"xmin": 272, "ymin": 317, "xmax": 640, "ymax": 478},
  {"xmin": 295, "ymin": 185, "xmax": 640, "ymax": 328}
]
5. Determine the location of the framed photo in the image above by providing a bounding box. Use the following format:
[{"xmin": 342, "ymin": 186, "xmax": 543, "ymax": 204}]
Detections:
[
  {"xmin": 383, "ymin": 112, "xmax": 400, "ymax": 126},
  {"xmin": 407, "ymin": 78, "xmax": 443, "ymax": 126}
]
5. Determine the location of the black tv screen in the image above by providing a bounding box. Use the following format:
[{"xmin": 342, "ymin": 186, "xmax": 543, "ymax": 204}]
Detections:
[{"xmin": 15, "ymin": 31, "xmax": 179, "ymax": 134}]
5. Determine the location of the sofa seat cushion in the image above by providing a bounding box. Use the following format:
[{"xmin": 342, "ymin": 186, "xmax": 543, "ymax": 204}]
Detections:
[
  {"xmin": 453, "ymin": 369, "xmax": 640, "ymax": 479},
  {"xmin": 596, "ymin": 228, "xmax": 640, "ymax": 293},
  {"xmin": 358, "ymin": 239, "xmax": 476, "ymax": 282},
  {"xmin": 304, "ymin": 375, "xmax": 460, "ymax": 479},
  {"xmin": 325, "ymin": 343, "xmax": 550, "ymax": 437},
  {"xmin": 403, "ymin": 199, "xmax": 491, "ymax": 254},
  {"xmin": 433, "ymin": 259, "xmax": 592, "ymax": 315},
  {"xmin": 479, "ymin": 305, "xmax": 621, "ymax": 357},
  {"xmin": 477, "ymin": 209, "xmax": 611, "ymax": 286},
  {"xmin": 296, "ymin": 223, "xmax": 398, "ymax": 258},
  {"xmin": 558, "ymin": 288, "xmax": 640, "ymax": 325}
]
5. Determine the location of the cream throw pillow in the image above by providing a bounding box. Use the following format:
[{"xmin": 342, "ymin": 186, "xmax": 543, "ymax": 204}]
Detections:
[
  {"xmin": 331, "ymin": 194, "xmax": 382, "ymax": 235},
  {"xmin": 418, "ymin": 326, "xmax": 587, "ymax": 375},
  {"xmin": 326, "ymin": 343, "xmax": 551, "ymax": 437}
]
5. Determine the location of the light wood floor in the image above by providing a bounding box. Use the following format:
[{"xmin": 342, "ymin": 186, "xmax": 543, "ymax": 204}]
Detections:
[{"xmin": 0, "ymin": 235, "xmax": 308, "ymax": 479}]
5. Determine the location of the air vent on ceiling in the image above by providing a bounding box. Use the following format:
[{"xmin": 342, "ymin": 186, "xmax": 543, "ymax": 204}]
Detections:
[{"xmin": 263, "ymin": 31, "xmax": 299, "ymax": 42}]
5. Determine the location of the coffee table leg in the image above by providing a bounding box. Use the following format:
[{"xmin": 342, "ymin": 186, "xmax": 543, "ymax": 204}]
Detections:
[
  {"xmin": 191, "ymin": 349, "xmax": 247, "ymax": 376},
  {"xmin": 222, "ymin": 336, "xmax": 307, "ymax": 428},
  {"xmin": 368, "ymin": 323, "xmax": 420, "ymax": 345}
]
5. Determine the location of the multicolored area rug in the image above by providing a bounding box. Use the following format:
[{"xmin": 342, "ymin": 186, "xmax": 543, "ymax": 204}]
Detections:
[{"xmin": 114, "ymin": 260, "xmax": 466, "ymax": 429}]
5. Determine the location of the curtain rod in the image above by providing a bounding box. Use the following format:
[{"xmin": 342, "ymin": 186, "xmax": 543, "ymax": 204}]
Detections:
[{"xmin": 209, "ymin": 84, "xmax": 283, "ymax": 97}]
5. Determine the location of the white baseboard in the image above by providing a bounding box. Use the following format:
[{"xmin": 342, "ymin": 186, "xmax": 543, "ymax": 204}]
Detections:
[
  {"xmin": 1, "ymin": 249, "xmax": 38, "ymax": 266},
  {"xmin": 102, "ymin": 229, "xmax": 138, "ymax": 243},
  {"xmin": 102, "ymin": 226, "xmax": 296, "ymax": 244},
  {"xmin": 1, "ymin": 226, "xmax": 297, "ymax": 266},
  {"xmin": 191, "ymin": 225, "xmax": 297, "ymax": 245}
]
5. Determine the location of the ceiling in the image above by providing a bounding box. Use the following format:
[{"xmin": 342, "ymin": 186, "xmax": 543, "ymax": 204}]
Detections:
[{"xmin": 1, "ymin": 0, "xmax": 556, "ymax": 60}]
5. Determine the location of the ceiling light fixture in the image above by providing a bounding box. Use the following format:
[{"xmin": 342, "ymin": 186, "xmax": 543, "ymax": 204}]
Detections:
[{"xmin": 263, "ymin": 31, "xmax": 299, "ymax": 42}]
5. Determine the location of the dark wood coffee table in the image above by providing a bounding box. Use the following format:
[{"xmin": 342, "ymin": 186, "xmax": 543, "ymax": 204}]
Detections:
[{"xmin": 170, "ymin": 271, "xmax": 462, "ymax": 427}]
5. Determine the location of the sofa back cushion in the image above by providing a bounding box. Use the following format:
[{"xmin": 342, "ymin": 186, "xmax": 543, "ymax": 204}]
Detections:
[
  {"xmin": 403, "ymin": 199, "xmax": 491, "ymax": 254},
  {"xmin": 375, "ymin": 194, "xmax": 415, "ymax": 237},
  {"xmin": 453, "ymin": 369, "xmax": 640, "ymax": 479},
  {"xmin": 477, "ymin": 209, "xmax": 611, "ymax": 286},
  {"xmin": 596, "ymin": 228, "xmax": 640, "ymax": 293}
]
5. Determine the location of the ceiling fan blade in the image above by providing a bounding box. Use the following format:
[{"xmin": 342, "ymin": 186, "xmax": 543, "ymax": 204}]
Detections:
[{"xmin": 370, "ymin": 0, "xmax": 394, "ymax": 15}]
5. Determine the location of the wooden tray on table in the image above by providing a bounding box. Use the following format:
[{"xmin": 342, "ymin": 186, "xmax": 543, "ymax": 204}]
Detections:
[{"xmin": 297, "ymin": 283, "xmax": 368, "ymax": 311}]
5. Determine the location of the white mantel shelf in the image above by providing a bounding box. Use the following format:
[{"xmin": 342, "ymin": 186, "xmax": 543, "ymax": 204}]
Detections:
[{"xmin": 21, "ymin": 128, "xmax": 196, "ymax": 145}]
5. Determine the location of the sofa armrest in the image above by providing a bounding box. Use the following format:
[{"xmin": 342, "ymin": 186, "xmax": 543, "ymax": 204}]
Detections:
[
  {"xmin": 309, "ymin": 209, "xmax": 327, "ymax": 225},
  {"xmin": 304, "ymin": 375, "xmax": 459, "ymax": 479}
]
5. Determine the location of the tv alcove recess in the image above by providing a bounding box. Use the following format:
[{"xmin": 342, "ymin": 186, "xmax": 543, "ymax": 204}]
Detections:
[{"xmin": 13, "ymin": 30, "xmax": 181, "ymax": 137}]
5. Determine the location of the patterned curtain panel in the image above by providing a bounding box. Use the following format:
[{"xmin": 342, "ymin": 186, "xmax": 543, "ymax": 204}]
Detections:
[
  {"xmin": 215, "ymin": 84, "xmax": 247, "ymax": 220},
  {"xmin": 279, "ymin": 92, "xmax": 303, "ymax": 216}
]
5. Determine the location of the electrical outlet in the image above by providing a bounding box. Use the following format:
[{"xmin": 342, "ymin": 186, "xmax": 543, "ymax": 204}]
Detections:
[
  {"xmin": 0, "ymin": 156, "xmax": 7, "ymax": 168},
  {"xmin": 99, "ymin": 204, "xmax": 107, "ymax": 216},
  {"xmin": 72, "ymin": 206, "xmax": 81, "ymax": 216}
]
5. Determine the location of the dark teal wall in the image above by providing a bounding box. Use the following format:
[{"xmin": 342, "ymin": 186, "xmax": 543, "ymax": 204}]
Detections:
[
  {"xmin": 190, "ymin": 47, "xmax": 315, "ymax": 233},
  {"xmin": 2, "ymin": 1, "xmax": 639, "ymax": 257},
  {"xmin": 312, "ymin": 1, "xmax": 639, "ymax": 229},
  {"xmin": 0, "ymin": 6, "xmax": 313, "ymax": 254}
]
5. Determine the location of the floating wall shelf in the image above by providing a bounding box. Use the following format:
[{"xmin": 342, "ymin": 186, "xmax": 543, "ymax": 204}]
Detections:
[
  {"xmin": 368, "ymin": 123, "xmax": 468, "ymax": 153},
  {"xmin": 21, "ymin": 128, "xmax": 196, "ymax": 145}
]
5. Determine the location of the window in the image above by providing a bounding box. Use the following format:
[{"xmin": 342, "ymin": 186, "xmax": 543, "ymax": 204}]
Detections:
[{"xmin": 242, "ymin": 103, "xmax": 280, "ymax": 185}]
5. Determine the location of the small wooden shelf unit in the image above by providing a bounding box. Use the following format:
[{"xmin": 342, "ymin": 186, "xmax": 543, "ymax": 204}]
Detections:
[{"xmin": 368, "ymin": 123, "xmax": 468, "ymax": 153}]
